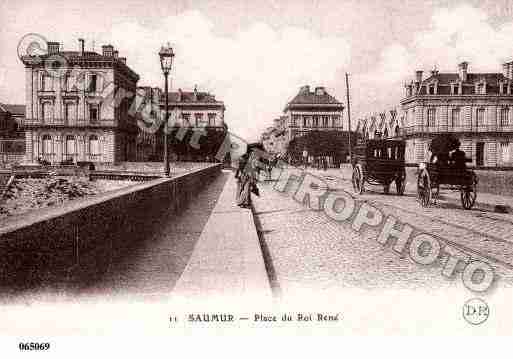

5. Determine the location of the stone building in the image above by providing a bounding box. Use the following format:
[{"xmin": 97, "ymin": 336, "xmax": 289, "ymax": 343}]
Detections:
[
  {"xmin": 261, "ymin": 116, "xmax": 287, "ymax": 155},
  {"xmin": 135, "ymin": 86, "xmax": 162, "ymax": 161},
  {"xmin": 399, "ymin": 61, "xmax": 513, "ymax": 166},
  {"xmin": 0, "ymin": 103, "xmax": 25, "ymax": 138},
  {"xmin": 282, "ymin": 85, "xmax": 345, "ymax": 142},
  {"xmin": 157, "ymin": 86, "xmax": 226, "ymax": 161},
  {"xmin": 0, "ymin": 103, "xmax": 26, "ymax": 164},
  {"xmin": 20, "ymin": 39, "xmax": 140, "ymax": 164}
]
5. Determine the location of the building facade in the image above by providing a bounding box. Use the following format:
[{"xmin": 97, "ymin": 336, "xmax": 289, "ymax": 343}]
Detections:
[
  {"xmin": 261, "ymin": 116, "xmax": 287, "ymax": 155},
  {"xmin": 135, "ymin": 86, "xmax": 162, "ymax": 161},
  {"xmin": 399, "ymin": 61, "xmax": 513, "ymax": 167},
  {"xmin": 21, "ymin": 40, "xmax": 140, "ymax": 164},
  {"xmin": 283, "ymin": 85, "xmax": 345, "ymax": 142},
  {"xmin": 0, "ymin": 103, "xmax": 26, "ymax": 164},
  {"xmin": 157, "ymin": 87, "xmax": 226, "ymax": 161}
]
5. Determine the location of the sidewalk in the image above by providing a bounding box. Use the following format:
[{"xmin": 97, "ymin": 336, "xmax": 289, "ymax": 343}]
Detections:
[{"xmin": 172, "ymin": 170, "xmax": 272, "ymax": 302}]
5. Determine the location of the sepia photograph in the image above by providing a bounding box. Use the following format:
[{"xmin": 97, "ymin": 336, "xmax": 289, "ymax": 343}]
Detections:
[{"xmin": 1, "ymin": 0, "xmax": 513, "ymax": 355}]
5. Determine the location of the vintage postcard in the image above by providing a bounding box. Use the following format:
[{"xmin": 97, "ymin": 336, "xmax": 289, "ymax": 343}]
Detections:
[{"xmin": 1, "ymin": 0, "xmax": 512, "ymax": 356}]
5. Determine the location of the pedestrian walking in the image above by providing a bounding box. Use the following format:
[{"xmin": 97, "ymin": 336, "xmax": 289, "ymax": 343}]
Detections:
[{"xmin": 235, "ymin": 150, "xmax": 259, "ymax": 208}]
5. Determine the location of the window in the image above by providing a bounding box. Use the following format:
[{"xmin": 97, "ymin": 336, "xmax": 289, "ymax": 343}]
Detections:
[
  {"xmin": 89, "ymin": 104, "xmax": 99, "ymax": 122},
  {"xmin": 208, "ymin": 113, "xmax": 216, "ymax": 126},
  {"xmin": 182, "ymin": 113, "xmax": 191, "ymax": 126},
  {"xmin": 477, "ymin": 108, "xmax": 485, "ymax": 126},
  {"xmin": 89, "ymin": 135, "xmax": 100, "ymax": 156},
  {"xmin": 65, "ymin": 103, "xmax": 74, "ymax": 123},
  {"xmin": 88, "ymin": 74, "xmax": 97, "ymax": 92},
  {"xmin": 322, "ymin": 116, "xmax": 329, "ymax": 127},
  {"xmin": 332, "ymin": 115, "xmax": 339, "ymax": 127},
  {"xmin": 427, "ymin": 108, "xmax": 436, "ymax": 127},
  {"xmin": 42, "ymin": 134, "xmax": 52, "ymax": 154},
  {"xmin": 41, "ymin": 102, "xmax": 52, "ymax": 122},
  {"xmin": 65, "ymin": 74, "xmax": 73, "ymax": 91},
  {"xmin": 501, "ymin": 142, "xmax": 509, "ymax": 163},
  {"xmin": 313, "ymin": 116, "xmax": 319, "ymax": 127},
  {"xmin": 500, "ymin": 108, "xmax": 509, "ymax": 127},
  {"xmin": 303, "ymin": 116, "xmax": 307, "ymax": 127},
  {"xmin": 292, "ymin": 115, "xmax": 299, "ymax": 126},
  {"xmin": 451, "ymin": 108, "xmax": 460, "ymax": 127},
  {"xmin": 195, "ymin": 113, "xmax": 203, "ymax": 126},
  {"xmin": 428, "ymin": 84, "xmax": 435, "ymax": 95},
  {"xmin": 501, "ymin": 82, "xmax": 509, "ymax": 95},
  {"xmin": 65, "ymin": 135, "xmax": 76, "ymax": 156},
  {"xmin": 477, "ymin": 83, "xmax": 485, "ymax": 94},
  {"xmin": 452, "ymin": 83, "xmax": 460, "ymax": 95},
  {"xmin": 41, "ymin": 74, "xmax": 52, "ymax": 91}
]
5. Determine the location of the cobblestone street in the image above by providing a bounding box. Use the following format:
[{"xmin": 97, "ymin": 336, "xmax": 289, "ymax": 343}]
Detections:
[{"xmin": 252, "ymin": 167, "xmax": 513, "ymax": 301}]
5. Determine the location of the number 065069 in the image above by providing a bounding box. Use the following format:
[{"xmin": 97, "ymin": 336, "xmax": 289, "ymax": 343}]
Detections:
[{"xmin": 18, "ymin": 342, "xmax": 50, "ymax": 351}]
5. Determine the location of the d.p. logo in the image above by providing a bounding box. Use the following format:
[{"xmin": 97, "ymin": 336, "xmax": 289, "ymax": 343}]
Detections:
[{"xmin": 463, "ymin": 298, "xmax": 489, "ymax": 325}]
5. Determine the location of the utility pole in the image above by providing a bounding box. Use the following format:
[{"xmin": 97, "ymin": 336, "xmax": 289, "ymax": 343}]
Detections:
[{"xmin": 345, "ymin": 72, "xmax": 353, "ymax": 163}]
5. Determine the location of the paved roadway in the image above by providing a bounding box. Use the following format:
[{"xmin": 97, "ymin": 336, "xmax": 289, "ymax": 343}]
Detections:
[{"xmin": 252, "ymin": 167, "xmax": 513, "ymax": 300}]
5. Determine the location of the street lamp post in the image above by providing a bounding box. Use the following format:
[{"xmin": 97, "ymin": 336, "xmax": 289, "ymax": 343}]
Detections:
[{"xmin": 159, "ymin": 43, "xmax": 175, "ymax": 177}]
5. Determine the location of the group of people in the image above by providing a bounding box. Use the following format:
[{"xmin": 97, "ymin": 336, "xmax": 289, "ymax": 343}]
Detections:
[{"xmin": 430, "ymin": 145, "xmax": 469, "ymax": 170}]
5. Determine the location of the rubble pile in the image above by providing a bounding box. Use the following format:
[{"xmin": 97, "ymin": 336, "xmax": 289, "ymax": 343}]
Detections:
[{"xmin": 0, "ymin": 177, "xmax": 100, "ymax": 220}]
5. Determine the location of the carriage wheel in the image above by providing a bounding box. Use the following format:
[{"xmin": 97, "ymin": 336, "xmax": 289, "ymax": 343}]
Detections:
[
  {"xmin": 460, "ymin": 180, "xmax": 477, "ymax": 210},
  {"xmin": 352, "ymin": 164, "xmax": 365, "ymax": 194},
  {"xmin": 417, "ymin": 168, "xmax": 431, "ymax": 207},
  {"xmin": 396, "ymin": 171, "xmax": 406, "ymax": 196}
]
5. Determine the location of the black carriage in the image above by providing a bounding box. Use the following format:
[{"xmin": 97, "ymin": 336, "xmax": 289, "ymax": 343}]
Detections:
[
  {"xmin": 416, "ymin": 134, "xmax": 478, "ymax": 210},
  {"xmin": 351, "ymin": 139, "xmax": 406, "ymax": 195},
  {"xmin": 417, "ymin": 160, "xmax": 477, "ymax": 210}
]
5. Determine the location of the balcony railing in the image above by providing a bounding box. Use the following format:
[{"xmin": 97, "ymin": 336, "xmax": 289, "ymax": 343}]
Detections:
[{"xmin": 397, "ymin": 125, "xmax": 513, "ymax": 137}]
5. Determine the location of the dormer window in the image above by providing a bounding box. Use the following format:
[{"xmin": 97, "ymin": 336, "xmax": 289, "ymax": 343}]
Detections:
[
  {"xmin": 451, "ymin": 83, "xmax": 461, "ymax": 95},
  {"xmin": 428, "ymin": 84, "xmax": 436, "ymax": 95},
  {"xmin": 500, "ymin": 81, "xmax": 510, "ymax": 95},
  {"xmin": 476, "ymin": 82, "xmax": 486, "ymax": 95}
]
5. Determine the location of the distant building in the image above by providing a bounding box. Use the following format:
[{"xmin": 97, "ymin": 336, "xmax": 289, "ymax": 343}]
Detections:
[
  {"xmin": 0, "ymin": 103, "xmax": 25, "ymax": 138},
  {"xmin": 399, "ymin": 61, "xmax": 513, "ymax": 166},
  {"xmin": 0, "ymin": 103, "xmax": 26, "ymax": 164},
  {"xmin": 158, "ymin": 86, "xmax": 226, "ymax": 161},
  {"xmin": 283, "ymin": 85, "xmax": 345, "ymax": 142},
  {"xmin": 135, "ymin": 86, "xmax": 162, "ymax": 161},
  {"xmin": 356, "ymin": 108, "xmax": 403, "ymax": 141},
  {"xmin": 261, "ymin": 116, "xmax": 287, "ymax": 155},
  {"xmin": 20, "ymin": 39, "xmax": 140, "ymax": 164}
]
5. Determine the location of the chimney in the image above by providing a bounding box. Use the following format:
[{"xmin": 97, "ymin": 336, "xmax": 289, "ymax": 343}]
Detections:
[
  {"xmin": 119, "ymin": 57, "xmax": 126, "ymax": 64},
  {"xmin": 504, "ymin": 62, "xmax": 513, "ymax": 79},
  {"xmin": 431, "ymin": 69, "xmax": 439, "ymax": 76},
  {"xmin": 299, "ymin": 85, "xmax": 310, "ymax": 94},
  {"xmin": 78, "ymin": 38, "xmax": 85, "ymax": 56},
  {"xmin": 47, "ymin": 42, "xmax": 60, "ymax": 55},
  {"xmin": 458, "ymin": 61, "xmax": 468, "ymax": 82},
  {"xmin": 415, "ymin": 70, "xmax": 423, "ymax": 83},
  {"xmin": 314, "ymin": 86, "xmax": 326, "ymax": 96},
  {"xmin": 113, "ymin": 50, "xmax": 119, "ymax": 58},
  {"xmin": 102, "ymin": 44, "xmax": 114, "ymax": 57}
]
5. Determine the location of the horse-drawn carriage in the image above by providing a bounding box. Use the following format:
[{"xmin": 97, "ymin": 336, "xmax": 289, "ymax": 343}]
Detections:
[
  {"xmin": 351, "ymin": 139, "xmax": 406, "ymax": 195},
  {"xmin": 416, "ymin": 135, "xmax": 478, "ymax": 210}
]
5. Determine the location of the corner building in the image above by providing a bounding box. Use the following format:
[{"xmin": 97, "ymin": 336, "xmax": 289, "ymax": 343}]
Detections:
[
  {"xmin": 400, "ymin": 61, "xmax": 513, "ymax": 167},
  {"xmin": 21, "ymin": 40, "xmax": 139, "ymax": 164}
]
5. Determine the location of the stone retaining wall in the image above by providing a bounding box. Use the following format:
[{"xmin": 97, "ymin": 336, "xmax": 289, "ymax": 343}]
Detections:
[{"xmin": 0, "ymin": 164, "xmax": 221, "ymax": 290}]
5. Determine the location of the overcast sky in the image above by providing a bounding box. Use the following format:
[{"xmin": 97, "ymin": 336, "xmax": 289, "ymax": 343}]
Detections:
[{"xmin": 2, "ymin": 0, "xmax": 513, "ymax": 140}]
